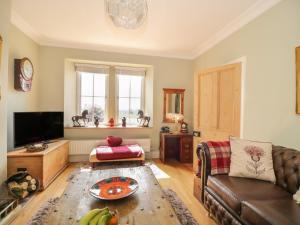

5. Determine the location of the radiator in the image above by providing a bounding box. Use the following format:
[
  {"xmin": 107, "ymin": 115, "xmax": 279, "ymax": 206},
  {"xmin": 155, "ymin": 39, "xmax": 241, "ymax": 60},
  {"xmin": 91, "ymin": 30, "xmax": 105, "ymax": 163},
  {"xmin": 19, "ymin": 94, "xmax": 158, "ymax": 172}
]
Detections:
[{"xmin": 69, "ymin": 139, "xmax": 151, "ymax": 155}]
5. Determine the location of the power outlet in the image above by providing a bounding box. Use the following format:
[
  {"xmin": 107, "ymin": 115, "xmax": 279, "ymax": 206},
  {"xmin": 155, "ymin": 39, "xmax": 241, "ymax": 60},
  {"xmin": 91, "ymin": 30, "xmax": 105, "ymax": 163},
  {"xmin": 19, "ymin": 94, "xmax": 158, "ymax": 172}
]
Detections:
[{"xmin": 193, "ymin": 131, "xmax": 201, "ymax": 137}]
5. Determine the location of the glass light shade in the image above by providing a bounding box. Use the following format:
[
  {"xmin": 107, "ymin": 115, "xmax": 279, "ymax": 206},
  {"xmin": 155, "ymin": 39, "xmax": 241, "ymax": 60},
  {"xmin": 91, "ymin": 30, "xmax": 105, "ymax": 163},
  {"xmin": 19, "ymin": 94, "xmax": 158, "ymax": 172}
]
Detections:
[{"xmin": 106, "ymin": 0, "xmax": 148, "ymax": 29}]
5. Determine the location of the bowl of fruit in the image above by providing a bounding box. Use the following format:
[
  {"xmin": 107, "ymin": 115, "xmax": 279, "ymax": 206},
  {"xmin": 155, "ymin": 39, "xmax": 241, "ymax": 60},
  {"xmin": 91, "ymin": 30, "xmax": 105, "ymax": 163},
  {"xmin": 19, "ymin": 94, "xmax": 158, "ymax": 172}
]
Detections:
[{"xmin": 79, "ymin": 207, "xmax": 118, "ymax": 225}]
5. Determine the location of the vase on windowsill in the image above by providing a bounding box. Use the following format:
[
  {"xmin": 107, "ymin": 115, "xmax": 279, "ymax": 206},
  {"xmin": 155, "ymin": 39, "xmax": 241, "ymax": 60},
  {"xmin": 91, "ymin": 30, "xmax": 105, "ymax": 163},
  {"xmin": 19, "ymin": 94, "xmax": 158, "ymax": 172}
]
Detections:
[{"xmin": 108, "ymin": 118, "xmax": 114, "ymax": 127}]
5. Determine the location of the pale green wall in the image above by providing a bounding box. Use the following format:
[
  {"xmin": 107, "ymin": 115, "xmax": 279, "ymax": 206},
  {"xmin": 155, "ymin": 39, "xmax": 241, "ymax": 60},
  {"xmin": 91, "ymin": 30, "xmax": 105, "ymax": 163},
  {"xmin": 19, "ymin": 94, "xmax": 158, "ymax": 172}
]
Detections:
[
  {"xmin": 0, "ymin": 0, "xmax": 11, "ymax": 183},
  {"xmin": 38, "ymin": 46, "xmax": 194, "ymax": 154},
  {"xmin": 6, "ymin": 24, "xmax": 193, "ymax": 157},
  {"xmin": 194, "ymin": 0, "xmax": 300, "ymax": 149},
  {"xmin": 7, "ymin": 25, "xmax": 40, "ymax": 150},
  {"xmin": 6, "ymin": 0, "xmax": 300, "ymax": 161}
]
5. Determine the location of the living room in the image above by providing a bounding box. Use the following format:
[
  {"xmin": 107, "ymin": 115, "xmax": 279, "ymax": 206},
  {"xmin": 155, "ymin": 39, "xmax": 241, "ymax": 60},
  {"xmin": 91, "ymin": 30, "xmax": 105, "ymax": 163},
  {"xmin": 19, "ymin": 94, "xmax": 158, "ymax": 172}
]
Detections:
[{"xmin": 0, "ymin": 0, "xmax": 299, "ymax": 225}]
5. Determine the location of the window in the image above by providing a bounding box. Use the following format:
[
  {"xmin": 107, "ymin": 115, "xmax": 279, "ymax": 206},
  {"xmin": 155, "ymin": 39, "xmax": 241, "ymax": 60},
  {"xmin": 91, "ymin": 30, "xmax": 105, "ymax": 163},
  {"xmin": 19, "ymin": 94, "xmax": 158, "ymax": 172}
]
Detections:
[
  {"xmin": 117, "ymin": 75, "xmax": 144, "ymax": 124},
  {"xmin": 75, "ymin": 64, "xmax": 146, "ymax": 127},
  {"xmin": 79, "ymin": 72, "xmax": 108, "ymax": 124}
]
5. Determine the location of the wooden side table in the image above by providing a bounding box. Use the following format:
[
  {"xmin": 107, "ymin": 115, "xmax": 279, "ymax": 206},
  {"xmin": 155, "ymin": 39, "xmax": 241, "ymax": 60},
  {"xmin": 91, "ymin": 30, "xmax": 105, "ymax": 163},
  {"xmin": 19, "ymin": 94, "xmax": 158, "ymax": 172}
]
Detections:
[{"xmin": 159, "ymin": 132, "xmax": 193, "ymax": 163}]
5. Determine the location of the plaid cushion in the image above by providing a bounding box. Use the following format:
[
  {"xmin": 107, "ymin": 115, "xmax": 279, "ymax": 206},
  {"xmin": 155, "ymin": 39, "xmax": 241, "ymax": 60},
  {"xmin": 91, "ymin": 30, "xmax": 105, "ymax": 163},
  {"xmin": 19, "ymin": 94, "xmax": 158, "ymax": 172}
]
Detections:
[{"xmin": 207, "ymin": 141, "xmax": 231, "ymax": 175}]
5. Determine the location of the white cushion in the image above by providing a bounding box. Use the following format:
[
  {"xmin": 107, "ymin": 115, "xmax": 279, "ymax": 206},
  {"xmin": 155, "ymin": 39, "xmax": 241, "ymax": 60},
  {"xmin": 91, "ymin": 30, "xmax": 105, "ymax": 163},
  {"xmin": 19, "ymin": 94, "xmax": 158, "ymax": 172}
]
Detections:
[{"xmin": 229, "ymin": 137, "xmax": 276, "ymax": 183}]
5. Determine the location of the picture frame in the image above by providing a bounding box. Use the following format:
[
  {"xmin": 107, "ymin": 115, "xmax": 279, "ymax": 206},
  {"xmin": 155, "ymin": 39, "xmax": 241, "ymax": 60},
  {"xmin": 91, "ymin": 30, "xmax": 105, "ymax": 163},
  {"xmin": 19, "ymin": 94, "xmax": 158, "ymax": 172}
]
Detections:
[{"xmin": 296, "ymin": 46, "xmax": 300, "ymax": 114}]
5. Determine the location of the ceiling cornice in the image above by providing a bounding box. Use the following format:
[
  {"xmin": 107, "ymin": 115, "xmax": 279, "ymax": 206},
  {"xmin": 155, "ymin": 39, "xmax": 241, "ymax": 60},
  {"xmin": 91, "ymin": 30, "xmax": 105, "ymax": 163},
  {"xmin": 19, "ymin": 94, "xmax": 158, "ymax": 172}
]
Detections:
[
  {"xmin": 191, "ymin": 0, "xmax": 282, "ymax": 59},
  {"xmin": 38, "ymin": 39, "xmax": 195, "ymax": 60},
  {"xmin": 11, "ymin": 0, "xmax": 282, "ymax": 60},
  {"xmin": 11, "ymin": 10, "xmax": 43, "ymax": 44}
]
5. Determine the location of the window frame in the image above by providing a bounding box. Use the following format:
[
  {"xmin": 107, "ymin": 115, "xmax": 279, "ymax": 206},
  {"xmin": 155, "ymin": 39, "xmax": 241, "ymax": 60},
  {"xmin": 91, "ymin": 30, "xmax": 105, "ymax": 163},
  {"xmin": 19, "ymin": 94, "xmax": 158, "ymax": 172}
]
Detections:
[
  {"xmin": 75, "ymin": 64, "xmax": 147, "ymax": 127},
  {"xmin": 115, "ymin": 74, "xmax": 145, "ymax": 125},
  {"xmin": 76, "ymin": 71, "xmax": 109, "ymax": 124}
]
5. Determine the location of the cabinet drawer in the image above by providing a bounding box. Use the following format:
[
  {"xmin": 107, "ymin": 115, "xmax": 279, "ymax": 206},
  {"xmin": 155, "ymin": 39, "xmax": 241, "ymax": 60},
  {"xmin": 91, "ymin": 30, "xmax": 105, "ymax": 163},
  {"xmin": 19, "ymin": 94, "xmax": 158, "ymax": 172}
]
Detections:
[
  {"xmin": 184, "ymin": 148, "xmax": 190, "ymax": 154},
  {"xmin": 183, "ymin": 143, "xmax": 191, "ymax": 149},
  {"xmin": 182, "ymin": 137, "xmax": 193, "ymax": 143}
]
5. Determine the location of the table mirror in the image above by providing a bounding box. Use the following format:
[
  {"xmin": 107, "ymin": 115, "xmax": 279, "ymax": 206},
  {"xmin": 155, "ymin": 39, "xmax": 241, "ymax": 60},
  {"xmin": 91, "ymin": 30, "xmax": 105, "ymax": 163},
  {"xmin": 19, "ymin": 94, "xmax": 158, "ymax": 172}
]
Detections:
[{"xmin": 163, "ymin": 88, "xmax": 185, "ymax": 123}]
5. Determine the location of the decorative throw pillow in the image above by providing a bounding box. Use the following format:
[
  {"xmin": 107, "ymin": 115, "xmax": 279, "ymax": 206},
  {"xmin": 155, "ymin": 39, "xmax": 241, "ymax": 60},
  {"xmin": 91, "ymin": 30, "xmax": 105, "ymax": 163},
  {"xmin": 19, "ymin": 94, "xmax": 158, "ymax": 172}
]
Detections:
[
  {"xmin": 106, "ymin": 136, "xmax": 123, "ymax": 147},
  {"xmin": 206, "ymin": 141, "xmax": 231, "ymax": 175},
  {"xmin": 229, "ymin": 137, "xmax": 276, "ymax": 183}
]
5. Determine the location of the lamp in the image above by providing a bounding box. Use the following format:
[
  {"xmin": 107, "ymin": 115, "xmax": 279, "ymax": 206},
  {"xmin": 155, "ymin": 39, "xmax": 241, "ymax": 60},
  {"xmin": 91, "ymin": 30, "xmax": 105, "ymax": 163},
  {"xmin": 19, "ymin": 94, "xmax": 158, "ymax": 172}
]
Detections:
[
  {"xmin": 106, "ymin": 0, "xmax": 148, "ymax": 29},
  {"xmin": 173, "ymin": 114, "xmax": 184, "ymax": 133}
]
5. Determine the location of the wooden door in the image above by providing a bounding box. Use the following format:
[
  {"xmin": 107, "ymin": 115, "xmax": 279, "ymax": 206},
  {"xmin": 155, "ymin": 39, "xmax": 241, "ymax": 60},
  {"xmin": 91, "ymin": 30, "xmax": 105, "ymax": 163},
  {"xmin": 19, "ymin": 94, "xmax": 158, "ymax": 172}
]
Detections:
[{"xmin": 193, "ymin": 63, "xmax": 241, "ymax": 172}]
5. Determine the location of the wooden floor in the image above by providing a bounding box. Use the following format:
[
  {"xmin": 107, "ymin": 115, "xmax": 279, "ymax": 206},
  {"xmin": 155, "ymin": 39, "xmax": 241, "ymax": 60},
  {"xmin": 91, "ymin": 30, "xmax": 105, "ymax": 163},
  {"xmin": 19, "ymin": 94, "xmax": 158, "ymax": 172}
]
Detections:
[{"xmin": 10, "ymin": 160, "xmax": 216, "ymax": 225}]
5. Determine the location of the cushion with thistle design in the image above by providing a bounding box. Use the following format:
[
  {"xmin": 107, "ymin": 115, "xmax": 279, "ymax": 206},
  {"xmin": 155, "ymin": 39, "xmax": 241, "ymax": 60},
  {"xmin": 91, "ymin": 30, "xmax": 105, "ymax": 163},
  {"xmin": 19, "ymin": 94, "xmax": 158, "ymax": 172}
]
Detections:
[{"xmin": 229, "ymin": 137, "xmax": 276, "ymax": 183}]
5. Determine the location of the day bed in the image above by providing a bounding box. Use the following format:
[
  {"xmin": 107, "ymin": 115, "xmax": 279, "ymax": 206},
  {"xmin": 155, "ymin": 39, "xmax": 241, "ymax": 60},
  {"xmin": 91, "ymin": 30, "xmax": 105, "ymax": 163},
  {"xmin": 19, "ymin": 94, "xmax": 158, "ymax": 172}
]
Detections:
[
  {"xmin": 195, "ymin": 144, "xmax": 300, "ymax": 225},
  {"xmin": 89, "ymin": 138, "xmax": 146, "ymax": 167}
]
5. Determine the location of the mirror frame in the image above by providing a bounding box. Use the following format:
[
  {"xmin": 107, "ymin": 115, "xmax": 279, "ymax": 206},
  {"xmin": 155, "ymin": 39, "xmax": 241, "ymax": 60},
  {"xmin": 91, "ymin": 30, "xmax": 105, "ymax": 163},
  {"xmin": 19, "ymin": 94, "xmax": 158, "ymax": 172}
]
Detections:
[{"xmin": 163, "ymin": 88, "xmax": 185, "ymax": 123}]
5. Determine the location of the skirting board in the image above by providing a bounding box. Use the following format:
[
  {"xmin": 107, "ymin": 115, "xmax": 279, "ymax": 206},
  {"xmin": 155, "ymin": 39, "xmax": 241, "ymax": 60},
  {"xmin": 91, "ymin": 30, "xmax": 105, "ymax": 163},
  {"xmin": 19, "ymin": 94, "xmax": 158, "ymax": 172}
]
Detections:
[{"xmin": 69, "ymin": 150, "xmax": 159, "ymax": 162}]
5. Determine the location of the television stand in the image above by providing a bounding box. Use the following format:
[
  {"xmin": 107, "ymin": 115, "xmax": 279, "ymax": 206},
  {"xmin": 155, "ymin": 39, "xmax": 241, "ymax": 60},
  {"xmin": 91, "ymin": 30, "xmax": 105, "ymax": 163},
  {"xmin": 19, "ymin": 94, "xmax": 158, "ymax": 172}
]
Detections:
[{"xmin": 7, "ymin": 140, "xmax": 69, "ymax": 190}]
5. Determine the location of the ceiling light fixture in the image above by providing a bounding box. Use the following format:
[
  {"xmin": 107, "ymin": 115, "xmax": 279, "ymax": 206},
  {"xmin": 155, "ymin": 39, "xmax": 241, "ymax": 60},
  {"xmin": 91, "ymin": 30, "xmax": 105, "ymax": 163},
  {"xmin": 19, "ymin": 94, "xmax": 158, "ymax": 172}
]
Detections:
[{"xmin": 106, "ymin": 0, "xmax": 148, "ymax": 29}]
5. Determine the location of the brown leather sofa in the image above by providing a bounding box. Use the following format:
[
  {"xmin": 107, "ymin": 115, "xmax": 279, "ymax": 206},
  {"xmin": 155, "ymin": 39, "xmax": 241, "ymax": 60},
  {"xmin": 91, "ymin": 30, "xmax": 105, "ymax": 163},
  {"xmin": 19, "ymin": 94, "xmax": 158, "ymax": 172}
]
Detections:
[{"xmin": 196, "ymin": 144, "xmax": 300, "ymax": 225}]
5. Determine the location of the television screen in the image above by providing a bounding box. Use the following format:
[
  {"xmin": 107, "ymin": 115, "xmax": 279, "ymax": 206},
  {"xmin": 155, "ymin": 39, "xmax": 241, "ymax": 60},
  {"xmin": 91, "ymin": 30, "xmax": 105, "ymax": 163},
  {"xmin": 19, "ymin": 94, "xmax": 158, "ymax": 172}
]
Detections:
[{"xmin": 14, "ymin": 112, "xmax": 64, "ymax": 148}]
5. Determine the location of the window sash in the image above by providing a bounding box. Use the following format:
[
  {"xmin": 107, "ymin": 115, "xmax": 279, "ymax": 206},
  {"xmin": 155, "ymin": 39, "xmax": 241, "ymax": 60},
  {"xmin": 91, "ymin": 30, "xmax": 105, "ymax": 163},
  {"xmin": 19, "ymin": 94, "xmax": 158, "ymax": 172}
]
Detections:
[
  {"xmin": 116, "ymin": 75, "xmax": 145, "ymax": 125},
  {"xmin": 77, "ymin": 72, "xmax": 109, "ymax": 124}
]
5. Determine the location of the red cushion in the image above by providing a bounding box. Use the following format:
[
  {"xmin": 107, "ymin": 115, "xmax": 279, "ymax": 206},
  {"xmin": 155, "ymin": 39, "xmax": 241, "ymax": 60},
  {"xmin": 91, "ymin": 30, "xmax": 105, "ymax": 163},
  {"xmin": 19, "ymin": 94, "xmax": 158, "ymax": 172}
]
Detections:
[{"xmin": 106, "ymin": 136, "xmax": 122, "ymax": 147}]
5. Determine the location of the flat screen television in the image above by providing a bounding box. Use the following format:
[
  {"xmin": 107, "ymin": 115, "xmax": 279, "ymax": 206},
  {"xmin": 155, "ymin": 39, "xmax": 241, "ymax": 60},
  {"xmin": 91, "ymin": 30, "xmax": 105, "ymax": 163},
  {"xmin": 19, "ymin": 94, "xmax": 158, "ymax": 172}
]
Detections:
[{"xmin": 14, "ymin": 112, "xmax": 64, "ymax": 148}]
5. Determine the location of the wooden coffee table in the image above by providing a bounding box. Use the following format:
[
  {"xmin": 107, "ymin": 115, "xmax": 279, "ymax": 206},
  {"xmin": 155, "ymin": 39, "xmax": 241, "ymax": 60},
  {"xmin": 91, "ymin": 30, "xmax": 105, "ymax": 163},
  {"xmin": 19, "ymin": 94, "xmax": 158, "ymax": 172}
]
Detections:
[{"xmin": 46, "ymin": 165, "xmax": 181, "ymax": 225}]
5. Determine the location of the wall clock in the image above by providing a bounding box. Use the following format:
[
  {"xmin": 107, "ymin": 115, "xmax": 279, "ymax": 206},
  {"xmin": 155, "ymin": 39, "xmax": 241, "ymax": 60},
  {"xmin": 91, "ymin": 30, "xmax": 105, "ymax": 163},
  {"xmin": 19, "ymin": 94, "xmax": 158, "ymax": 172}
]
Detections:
[{"xmin": 14, "ymin": 57, "xmax": 34, "ymax": 92}]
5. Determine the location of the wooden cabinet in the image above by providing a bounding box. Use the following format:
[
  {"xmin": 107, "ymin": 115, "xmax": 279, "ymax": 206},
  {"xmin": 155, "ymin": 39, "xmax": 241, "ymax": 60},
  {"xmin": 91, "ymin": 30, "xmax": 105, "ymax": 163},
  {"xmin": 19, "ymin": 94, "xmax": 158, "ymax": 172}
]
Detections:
[
  {"xmin": 159, "ymin": 133, "xmax": 193, "ymax": 163},
  {"xmin": 7, "ymin": 140, "xmax": 69, "ymax": 190}
]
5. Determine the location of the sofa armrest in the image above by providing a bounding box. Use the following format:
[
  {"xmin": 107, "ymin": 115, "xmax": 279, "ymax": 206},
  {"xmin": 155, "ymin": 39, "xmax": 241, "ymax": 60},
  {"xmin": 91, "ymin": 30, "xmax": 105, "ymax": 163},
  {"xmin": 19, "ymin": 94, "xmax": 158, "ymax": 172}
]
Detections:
[
  {"xmin": 197, "ymin": 143, "xmax": 211, "ymax": 182},
  {"xmin": 196, "ymin": 143, "xmax": 212, "ymax": 203}
]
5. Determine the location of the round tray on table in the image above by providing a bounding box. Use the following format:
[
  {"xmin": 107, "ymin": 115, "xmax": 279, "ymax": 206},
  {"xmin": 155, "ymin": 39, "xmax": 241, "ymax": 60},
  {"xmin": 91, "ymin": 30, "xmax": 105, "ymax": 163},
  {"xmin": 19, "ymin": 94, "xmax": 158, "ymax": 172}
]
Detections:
[{"xmin": 89, "ymin": 176, "xmax": 139, "ymax": 200}]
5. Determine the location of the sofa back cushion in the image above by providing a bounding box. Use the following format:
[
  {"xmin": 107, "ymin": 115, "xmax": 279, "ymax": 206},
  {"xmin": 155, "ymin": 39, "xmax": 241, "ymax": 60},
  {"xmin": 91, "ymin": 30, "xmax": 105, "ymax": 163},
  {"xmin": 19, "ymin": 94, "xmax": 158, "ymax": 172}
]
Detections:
[{"xmin": 273, "ymin": 146, "xmax": 300, "ymax": 194}]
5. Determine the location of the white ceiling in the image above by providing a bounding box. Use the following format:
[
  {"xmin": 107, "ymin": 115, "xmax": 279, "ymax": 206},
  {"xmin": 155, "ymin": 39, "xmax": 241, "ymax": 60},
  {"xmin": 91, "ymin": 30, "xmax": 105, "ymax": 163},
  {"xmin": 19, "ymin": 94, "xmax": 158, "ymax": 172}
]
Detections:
[{"xmin": 11, "ymin": 0, "xmax": 281, "ymax": 59}]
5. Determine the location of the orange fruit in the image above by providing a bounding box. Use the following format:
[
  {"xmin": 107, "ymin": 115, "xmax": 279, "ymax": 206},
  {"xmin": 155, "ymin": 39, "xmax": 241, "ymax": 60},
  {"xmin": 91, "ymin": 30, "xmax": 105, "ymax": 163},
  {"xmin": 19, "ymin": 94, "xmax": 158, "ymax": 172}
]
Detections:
[{"xmin": 107, "ymin": 215, "xmax": 118, "ymax": 225}]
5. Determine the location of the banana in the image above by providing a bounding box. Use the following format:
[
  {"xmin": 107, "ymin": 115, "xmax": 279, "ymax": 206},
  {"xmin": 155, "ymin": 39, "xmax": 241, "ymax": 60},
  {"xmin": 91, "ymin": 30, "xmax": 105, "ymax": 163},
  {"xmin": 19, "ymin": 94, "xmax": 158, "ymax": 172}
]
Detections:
[
  {"xmin": 97, "ymin": 213, "xmax": 112, "ymax": 225},
  {"xmin": 89, "ymin": 208, "xmax": 109, "ymax": 225},
  {"xmin": 79, "ymin": 208, "xmax": 108, "ymax": 225}
]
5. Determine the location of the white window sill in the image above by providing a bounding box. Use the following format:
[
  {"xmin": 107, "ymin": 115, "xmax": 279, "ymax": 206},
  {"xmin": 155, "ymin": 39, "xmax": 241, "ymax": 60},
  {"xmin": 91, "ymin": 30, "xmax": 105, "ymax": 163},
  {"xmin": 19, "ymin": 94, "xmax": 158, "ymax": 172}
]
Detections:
[{"xmin": 64, "ymin": 125, "xmax": 153, "ymax": 129}]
